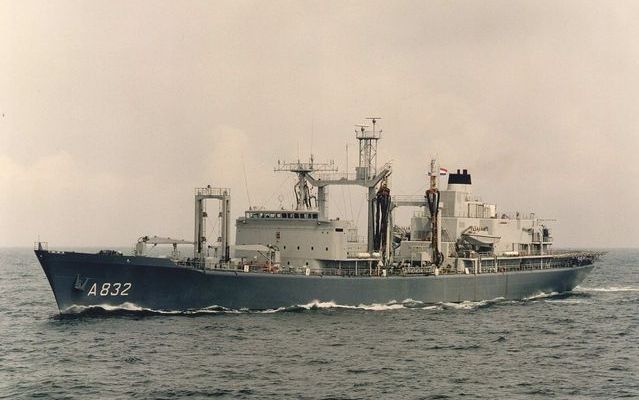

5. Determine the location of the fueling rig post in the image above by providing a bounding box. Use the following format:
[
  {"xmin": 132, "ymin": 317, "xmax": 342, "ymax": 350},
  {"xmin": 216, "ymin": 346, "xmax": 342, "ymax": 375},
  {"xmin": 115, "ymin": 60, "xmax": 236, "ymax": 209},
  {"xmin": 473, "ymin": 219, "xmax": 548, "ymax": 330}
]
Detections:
[
  {"xmin": 194, "ymin": 186, "xmax": 231, "ymax": 263},
  {"xmin": 425, "ymin": 159, "xmax": 443, "ymax": 266}
]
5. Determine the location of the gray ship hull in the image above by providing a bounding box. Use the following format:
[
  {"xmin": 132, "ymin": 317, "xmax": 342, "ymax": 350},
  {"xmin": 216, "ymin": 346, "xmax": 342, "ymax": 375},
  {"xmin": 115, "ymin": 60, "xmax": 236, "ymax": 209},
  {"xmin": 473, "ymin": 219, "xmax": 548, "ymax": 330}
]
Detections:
[{"xmin": 35, "ymin": 250, "xmax": 594, "ymax": 313}]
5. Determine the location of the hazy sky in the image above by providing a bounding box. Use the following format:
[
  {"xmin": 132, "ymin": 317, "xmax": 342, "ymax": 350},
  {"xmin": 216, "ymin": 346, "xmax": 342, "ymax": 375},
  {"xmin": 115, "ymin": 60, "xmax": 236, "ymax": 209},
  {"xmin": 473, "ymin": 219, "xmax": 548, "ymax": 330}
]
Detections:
[{"xmin": 1, "ymin": 0, "xmax": 638, "ymax": 248}]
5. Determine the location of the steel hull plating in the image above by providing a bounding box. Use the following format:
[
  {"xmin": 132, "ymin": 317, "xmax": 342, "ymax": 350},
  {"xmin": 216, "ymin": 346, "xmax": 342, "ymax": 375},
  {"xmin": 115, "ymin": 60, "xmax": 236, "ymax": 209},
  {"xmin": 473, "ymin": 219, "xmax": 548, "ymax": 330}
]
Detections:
[{"xmin": 36, "ymin": 250, "xmax": 594, "ymax": 313}]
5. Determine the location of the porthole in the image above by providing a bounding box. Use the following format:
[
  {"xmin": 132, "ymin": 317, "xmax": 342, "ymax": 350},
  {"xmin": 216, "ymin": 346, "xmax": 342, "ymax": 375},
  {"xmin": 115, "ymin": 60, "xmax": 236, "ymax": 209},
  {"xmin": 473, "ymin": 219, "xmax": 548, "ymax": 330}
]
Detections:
[
  {"xmin": 297, "ymin": 246, "xmax": 300, "ymax": 250},
  {"xmin": 311, "ymin": 246, "xmax": 314, "ymax": 251}
]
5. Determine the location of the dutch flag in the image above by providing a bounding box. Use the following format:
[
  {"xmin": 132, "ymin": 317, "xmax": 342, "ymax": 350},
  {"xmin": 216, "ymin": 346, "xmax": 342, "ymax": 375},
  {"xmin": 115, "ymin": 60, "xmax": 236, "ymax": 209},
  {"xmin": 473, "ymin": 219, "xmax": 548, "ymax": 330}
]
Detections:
[{"xmin": 429, "ymin": 167, "xmax": 448, "ymax": 176}]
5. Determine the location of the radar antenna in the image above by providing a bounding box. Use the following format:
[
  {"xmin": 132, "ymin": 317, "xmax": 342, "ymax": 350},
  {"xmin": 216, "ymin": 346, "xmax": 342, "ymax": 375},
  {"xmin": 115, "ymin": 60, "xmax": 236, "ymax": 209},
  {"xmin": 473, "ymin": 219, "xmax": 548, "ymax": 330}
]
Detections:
[{"xmin": 274, "ymin": 156, "xmax": 337, "ymax": 210}]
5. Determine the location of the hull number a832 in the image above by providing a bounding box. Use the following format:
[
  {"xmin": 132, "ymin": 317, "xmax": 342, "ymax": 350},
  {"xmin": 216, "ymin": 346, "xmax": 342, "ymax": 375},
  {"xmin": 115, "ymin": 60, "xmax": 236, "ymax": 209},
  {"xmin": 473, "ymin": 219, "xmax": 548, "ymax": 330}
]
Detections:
[{"xmin": 87, "ymin": 282, "xmax": 132, "ymax": 296}]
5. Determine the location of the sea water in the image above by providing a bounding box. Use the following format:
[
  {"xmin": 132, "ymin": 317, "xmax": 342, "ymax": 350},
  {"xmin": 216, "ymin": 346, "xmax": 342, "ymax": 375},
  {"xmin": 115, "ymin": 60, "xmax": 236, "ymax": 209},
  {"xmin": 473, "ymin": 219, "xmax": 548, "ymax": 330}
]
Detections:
[{"xmin": 0, "ymin": 248, "xmax": 637, "ymax": 399}]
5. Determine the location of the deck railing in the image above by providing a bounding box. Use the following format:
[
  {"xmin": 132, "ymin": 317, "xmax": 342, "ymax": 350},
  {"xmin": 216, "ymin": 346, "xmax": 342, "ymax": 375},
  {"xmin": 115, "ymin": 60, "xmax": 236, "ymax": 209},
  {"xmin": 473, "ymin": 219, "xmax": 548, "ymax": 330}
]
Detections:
[
  {"xmin": 194, "ymin": 187, "xmax": 230, "ymax": 197},
  {"xmin": 33, "ymin": 242, "xmax": 48, "ymax": 251}
]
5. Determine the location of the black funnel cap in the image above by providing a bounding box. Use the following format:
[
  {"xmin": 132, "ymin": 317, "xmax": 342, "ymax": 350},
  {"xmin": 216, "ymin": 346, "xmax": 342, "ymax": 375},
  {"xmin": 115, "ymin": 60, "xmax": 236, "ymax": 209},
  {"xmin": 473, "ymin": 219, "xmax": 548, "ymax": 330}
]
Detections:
[{"xmin": 448, "ymin": 169, "xmax": 472, "ymax": 185}]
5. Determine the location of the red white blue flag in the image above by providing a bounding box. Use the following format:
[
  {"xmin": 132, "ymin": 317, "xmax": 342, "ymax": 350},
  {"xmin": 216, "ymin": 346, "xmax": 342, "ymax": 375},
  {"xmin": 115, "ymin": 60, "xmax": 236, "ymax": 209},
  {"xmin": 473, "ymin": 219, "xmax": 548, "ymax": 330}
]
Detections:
[{"xmin": 430, "ymin": 167, "xmax": 448, "ymax": 176}]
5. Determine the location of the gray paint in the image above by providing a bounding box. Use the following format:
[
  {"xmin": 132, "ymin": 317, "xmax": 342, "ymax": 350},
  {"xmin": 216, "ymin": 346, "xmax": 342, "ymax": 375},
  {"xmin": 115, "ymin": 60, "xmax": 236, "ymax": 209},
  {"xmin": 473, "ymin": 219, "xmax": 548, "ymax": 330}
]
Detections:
[{"xmin": 36, "ymin": 250, "xmax": 594, "ymax": 313}]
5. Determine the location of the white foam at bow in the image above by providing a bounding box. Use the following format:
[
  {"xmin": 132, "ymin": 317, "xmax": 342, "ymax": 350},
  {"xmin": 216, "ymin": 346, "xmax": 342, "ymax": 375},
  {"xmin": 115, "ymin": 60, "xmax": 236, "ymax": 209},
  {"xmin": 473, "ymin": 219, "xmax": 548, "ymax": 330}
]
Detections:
[
  {"xmin": 63, "ymin": 302, "xmax": 234, "ymax": 315},
  {"xmin": 63, "ymin": 302, "xmax": 147, "ymax": 313},
  {"xmin": 523, "ymin": 291, "xmax": 560, "ymax": 301}
]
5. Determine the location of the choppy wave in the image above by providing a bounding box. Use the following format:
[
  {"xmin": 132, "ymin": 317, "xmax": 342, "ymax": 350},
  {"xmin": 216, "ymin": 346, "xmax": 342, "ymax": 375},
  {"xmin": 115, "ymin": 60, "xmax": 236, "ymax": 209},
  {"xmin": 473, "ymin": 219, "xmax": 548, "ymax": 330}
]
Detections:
[
  {"xmin": 59, "ymin": 303, "xmax": 237, "ymax": 317},
  {"xmin": 545, "ymin": 299, "xmax": 586, "ymax": 304},
  {"xmin": 441, "ymin": 297, "xmax": 505, "ymax": 310},
  {"xmin": 58, "ymin": 297, "xmax": 510, "ymax": 317},
  {"xmin": 295, "ymin": 300, "xmax": 409, "ymax": 311},
  {"xmin": 575, "ymin": 286, "xmax": 639, "ymax": 292},
  {"xmin": 59, "ymin": 291, "xmax": 605, "ymax": 317},
  {"xmin": 263, "ymin": 298, "xmax": 504, "ymax": 312},
  {"xmin": 520, "ymin": 291, "xmax": 598, "ymax": 304},
  {"xmin": 522, "ymin": 291, "xmax": 560, "ymax": 301}
]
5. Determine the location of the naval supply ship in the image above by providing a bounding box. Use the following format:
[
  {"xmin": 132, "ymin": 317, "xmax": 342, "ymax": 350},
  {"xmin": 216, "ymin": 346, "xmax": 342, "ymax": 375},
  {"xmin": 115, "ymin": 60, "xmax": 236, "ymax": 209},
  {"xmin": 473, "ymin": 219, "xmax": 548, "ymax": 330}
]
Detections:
[{"xmin": 35, "ymin": 118, "xmax": 601, "ymax": 313}]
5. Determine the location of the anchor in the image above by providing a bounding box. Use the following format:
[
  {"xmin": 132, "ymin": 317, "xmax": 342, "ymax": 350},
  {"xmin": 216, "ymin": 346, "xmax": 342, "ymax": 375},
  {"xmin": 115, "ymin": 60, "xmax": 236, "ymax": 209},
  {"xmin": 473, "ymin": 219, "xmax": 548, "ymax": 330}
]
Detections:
[{"xmin": 73, "ymin": 275, "xmax": 90, "ymax": 292}]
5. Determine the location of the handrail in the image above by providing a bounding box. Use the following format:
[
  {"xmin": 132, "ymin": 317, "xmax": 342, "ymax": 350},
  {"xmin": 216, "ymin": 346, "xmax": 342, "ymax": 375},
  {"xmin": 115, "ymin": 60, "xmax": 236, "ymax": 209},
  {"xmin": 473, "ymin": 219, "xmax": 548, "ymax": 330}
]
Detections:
[
  {"xmin": 194, "ymin": 187, "xmax": 230, "ymax": 197},
  {"xmin": 34, "ymin": 242, "xmax": 48, "ymax": 251}
]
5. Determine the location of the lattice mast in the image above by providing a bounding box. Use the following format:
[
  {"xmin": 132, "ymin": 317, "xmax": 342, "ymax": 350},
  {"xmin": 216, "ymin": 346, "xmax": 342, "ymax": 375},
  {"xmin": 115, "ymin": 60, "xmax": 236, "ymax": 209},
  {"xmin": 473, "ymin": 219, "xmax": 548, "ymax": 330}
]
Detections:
[
  {"xmin": 355, "ymin": 117, "xmax": 391, "ymax": 254},
  {"xmin": 355, "ymin": 117, "xmax": 382, "ymax": 181}
]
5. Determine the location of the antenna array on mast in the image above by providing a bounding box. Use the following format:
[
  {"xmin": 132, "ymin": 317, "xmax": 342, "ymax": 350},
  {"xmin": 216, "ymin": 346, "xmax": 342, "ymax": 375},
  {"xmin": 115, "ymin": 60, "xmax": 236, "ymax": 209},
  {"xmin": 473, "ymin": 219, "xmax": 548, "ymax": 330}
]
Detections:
[
  {"xmin": 274, "ymin": 156, "xmax": 337, "ymax": 210},
  {"xmin": 355, "ymin": 117, "xmax": 383, "ymax": 181},
  {"xmin": 274, "ymin": 156, "xmax": 336, "ymax": 174}
]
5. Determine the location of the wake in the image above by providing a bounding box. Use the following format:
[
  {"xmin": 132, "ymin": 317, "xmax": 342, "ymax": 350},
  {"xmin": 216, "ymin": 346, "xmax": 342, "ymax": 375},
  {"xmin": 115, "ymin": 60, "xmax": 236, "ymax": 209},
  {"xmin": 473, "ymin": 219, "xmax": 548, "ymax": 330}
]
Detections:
[{"xmin": 55, "ymin": 291, "xmax": 595, "ymax": 318}]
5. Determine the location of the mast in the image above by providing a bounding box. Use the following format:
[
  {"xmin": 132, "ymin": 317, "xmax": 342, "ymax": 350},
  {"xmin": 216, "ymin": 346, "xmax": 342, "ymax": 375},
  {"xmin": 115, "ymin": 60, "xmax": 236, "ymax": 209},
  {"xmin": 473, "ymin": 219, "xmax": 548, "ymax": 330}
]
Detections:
[
  {"xmin": 356, "ymin": 117, "xmax": 382, "ymax": 180},
  {"xmin": 302, "ymin": 118, "xmax": 392, "ymax": 254},
  {"xmin": 357, "ymin": 117, "xmax": 382, "ymax": 253}
]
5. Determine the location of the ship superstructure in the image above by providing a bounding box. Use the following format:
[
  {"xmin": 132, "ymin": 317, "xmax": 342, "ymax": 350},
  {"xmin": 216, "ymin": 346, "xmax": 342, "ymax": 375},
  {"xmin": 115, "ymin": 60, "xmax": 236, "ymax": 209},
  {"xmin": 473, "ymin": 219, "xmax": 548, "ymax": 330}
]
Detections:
[{"xmin": 228, "ymin": 118, "xmax": 563, "ymax": 276}]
